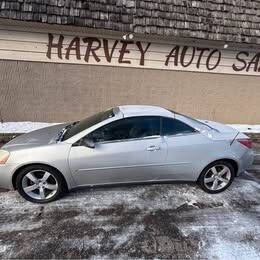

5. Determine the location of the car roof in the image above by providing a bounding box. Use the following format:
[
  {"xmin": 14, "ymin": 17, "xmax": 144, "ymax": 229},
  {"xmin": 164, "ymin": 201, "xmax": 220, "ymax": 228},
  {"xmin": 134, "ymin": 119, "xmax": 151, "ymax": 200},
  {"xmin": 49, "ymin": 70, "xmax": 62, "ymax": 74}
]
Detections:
[{"xmin": 118, "ymin": 105, "xmax": 175, "ymax": 118}]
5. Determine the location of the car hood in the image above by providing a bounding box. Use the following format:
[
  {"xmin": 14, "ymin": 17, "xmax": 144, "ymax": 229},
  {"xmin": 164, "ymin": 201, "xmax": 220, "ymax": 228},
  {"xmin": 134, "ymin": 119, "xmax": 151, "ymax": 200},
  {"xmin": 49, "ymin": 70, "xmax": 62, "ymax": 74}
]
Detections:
[{"xmin": 3, "ymin": 123, "xmax": 68, "ymax": 148}]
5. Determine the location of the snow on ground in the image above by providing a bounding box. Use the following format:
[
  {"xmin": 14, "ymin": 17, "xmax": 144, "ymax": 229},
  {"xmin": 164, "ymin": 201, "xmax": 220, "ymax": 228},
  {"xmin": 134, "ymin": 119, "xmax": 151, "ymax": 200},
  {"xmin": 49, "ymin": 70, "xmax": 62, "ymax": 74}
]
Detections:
[
  {"xmin": 0, "ymin": 121, "xmax": 260, "ymax": 134},
  {"xmin": 0, "ymin": 170, "xmax": 259, "ymax": 259}
]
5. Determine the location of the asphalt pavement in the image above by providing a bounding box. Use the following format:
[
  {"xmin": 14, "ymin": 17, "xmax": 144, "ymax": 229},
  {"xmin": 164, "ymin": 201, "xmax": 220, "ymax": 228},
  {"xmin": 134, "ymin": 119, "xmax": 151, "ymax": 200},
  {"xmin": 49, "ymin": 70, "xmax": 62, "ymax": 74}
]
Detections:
[{"xmin": 0, "ymin": 169, "xmax": 259, "ymax": 259}]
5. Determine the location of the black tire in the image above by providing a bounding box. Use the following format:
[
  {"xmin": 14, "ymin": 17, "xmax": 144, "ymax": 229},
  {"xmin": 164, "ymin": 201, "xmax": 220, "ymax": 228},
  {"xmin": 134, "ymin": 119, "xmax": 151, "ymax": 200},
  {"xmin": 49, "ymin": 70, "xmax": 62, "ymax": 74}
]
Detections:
[
  {"xmin": 16, "ymin": 165, "xmax": 66, "ymax": 203},
  {"xmin": 197, "ymin": 160, "xmax": 235, "ymax": 194}
]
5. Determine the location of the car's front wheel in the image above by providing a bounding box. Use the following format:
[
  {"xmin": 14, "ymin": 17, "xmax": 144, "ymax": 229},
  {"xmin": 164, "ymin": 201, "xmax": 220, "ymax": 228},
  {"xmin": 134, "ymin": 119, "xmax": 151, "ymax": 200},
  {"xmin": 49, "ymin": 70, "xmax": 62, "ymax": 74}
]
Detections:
[
  {"xmin": 197, "ymin": 161, "xmax": 235, "ymax": 193},
  {"xmin": 16, "ymin": 165, "xmax": 65, "ymax": 203}
]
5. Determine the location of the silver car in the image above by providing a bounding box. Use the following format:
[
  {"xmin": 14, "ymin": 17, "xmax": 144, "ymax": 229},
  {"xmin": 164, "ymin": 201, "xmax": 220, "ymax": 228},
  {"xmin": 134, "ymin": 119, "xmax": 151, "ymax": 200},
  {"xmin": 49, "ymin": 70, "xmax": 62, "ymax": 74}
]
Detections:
[{"xmin": 0, "ymin": 105, "xmax": 254, "ymax": 203}]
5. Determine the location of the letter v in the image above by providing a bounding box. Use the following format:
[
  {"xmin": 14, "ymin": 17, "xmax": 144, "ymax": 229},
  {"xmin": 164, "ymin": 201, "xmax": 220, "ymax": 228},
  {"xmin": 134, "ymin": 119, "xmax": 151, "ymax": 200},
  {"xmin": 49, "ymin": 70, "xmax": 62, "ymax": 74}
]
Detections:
[{"xmin": 103, "ymin": 39, "xmax": 118, "ymax": 63}]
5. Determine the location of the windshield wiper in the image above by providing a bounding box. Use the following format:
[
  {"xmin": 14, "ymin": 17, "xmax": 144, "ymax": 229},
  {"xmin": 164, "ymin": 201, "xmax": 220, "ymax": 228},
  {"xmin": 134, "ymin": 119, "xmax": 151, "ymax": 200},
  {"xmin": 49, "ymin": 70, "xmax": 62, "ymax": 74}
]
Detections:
[{"xmin": 56, "ymin": 121, "xmax": 79, "ymax": 142}]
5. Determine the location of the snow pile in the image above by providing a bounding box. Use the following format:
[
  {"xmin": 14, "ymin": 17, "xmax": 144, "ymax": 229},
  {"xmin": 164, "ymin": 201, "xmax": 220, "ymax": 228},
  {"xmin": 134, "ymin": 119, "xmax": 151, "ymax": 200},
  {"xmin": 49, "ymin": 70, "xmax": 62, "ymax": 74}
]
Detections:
[
  {"xmin": 0, "ymin": 122, "xmax": 60, "ymax": 134},
  {"xmin": 0, "ymin": 121, "xmax": 260, "ymax": 134},
  {"xmin": 227, "ymin": 124, "xmax": 260, "ymax": 133}
]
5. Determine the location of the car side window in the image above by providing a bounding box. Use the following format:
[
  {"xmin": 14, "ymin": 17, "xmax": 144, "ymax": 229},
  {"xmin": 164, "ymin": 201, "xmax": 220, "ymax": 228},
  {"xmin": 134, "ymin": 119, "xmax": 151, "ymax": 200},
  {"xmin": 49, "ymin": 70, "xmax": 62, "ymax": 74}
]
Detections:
[
  {"xmin": 162, "ymin": 117, "xmax": 196, "ymax": 136},
  {"xmin": 87, "ymin": 116, "xmax": 160, "ymax": 143}
]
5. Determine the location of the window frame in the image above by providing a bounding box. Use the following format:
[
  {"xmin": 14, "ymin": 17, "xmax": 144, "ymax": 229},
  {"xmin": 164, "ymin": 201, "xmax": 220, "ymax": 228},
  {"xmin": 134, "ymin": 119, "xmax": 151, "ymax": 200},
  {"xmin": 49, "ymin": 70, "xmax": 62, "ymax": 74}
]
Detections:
[
  {"xmin": 161, "ymin": 117, "xmax": 199, "ymax": 137},
  {"xmin": 83, "ymin": 116, "xmax": 162, "ymax": 145}
]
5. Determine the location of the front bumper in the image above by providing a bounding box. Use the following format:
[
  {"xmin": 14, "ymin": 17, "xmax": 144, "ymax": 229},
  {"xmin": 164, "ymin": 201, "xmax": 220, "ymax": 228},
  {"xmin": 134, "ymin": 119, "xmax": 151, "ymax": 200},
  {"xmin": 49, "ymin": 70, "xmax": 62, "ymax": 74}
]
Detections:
[{"xmin": 0, "ymin": 164, "xmax": 17, "ymax": 190}]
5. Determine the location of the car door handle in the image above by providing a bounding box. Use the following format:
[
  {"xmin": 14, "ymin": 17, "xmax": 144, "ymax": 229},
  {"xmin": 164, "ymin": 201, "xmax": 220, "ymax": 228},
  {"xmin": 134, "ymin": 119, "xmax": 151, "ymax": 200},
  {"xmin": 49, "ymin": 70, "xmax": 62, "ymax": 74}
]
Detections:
[{"xmin": 146, "ymin": 145, "xmax": 160, "ymax": 151}]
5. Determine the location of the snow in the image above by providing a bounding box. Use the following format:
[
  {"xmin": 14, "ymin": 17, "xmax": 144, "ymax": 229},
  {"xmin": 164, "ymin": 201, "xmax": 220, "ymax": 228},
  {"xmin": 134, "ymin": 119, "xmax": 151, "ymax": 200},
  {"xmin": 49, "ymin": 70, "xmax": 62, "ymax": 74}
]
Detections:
[
  {"xmin": 206, "ymin": 238, "xmax": 260, "ymax": 260},
  {"xmin": 0, "ymin": 122, "xmax": 60, "ymax": 134},
  {"xmin": 0, "ymin": 121, "xmax": 260, "ymax": 134},
  {"xmin": 0, "ymin": 169, "xmax": 259, "ymax": 258},
  {"xmin": 0, "ymin": 244, "xmax": 8, "ymax": 254},
  {"xmin": 227, "ymin": 124, "xmax": 260, "ymax": 133}
]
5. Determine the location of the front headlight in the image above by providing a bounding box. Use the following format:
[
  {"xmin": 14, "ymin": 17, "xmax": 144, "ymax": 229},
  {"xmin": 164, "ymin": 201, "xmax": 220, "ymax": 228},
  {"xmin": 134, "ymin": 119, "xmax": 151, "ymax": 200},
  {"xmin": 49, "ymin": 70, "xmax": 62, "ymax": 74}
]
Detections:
[{"xmin": 0, "ymin": 150, "xmax": 10, "ymax": 164}]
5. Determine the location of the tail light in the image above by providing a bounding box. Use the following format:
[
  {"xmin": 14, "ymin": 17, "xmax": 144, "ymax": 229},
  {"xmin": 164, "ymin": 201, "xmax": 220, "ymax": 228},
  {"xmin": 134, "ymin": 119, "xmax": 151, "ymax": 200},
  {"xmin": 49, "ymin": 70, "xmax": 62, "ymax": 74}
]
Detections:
[{"xmin": 237, "ymin": 139, "xmax": 252, "ymax": 149}]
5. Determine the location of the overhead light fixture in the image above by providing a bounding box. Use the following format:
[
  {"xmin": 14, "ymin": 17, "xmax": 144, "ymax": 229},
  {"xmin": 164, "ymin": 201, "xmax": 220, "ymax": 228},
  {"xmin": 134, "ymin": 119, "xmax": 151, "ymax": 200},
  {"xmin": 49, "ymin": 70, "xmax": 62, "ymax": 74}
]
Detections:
[
  {"xmin": 122, "ymin": 33, "xmax": 134, "ymax": 41},
  {"xmin": 223, "ymin": 43, "xmax": 229, "ymax": 49},
  {"xmin": 128, "ymin": 33, "xmax": 134, "ymax": 40}
]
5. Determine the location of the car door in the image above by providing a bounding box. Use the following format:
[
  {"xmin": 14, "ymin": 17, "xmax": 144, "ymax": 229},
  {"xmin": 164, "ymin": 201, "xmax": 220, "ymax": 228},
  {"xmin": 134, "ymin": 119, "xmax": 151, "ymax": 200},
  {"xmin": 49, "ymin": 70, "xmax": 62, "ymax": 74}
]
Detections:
[
  {"xmin": 68, "ymin": 116, "xmax": 167, "ymax": 186},
  {"xmin": 158, "ymin": 117, "xmax": 206, "ymax": 181}
]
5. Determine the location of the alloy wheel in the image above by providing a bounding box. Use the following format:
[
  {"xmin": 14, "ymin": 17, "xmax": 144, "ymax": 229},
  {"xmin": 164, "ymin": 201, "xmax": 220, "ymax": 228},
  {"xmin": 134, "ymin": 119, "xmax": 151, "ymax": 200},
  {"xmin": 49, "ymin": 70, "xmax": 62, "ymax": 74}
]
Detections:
[
  {"xmin": 204, "ymin": 165, "xmax": 232, "ymax": 191},
  {"xmin": 21, "ymin": 170, "xmax": 58, "ymax": 200}
]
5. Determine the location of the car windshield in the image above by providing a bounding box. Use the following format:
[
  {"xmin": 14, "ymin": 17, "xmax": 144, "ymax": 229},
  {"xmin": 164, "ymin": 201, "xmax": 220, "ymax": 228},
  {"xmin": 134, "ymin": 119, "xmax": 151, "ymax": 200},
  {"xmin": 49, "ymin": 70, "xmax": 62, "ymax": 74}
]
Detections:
[{"xmin": 62, "ymin": 108, "xmax": 115, "ymax": 141}]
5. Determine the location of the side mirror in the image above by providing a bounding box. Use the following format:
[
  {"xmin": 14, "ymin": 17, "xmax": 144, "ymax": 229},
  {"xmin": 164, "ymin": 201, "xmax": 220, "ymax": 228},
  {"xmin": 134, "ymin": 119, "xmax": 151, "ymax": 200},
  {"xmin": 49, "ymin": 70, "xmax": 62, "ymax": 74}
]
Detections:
[{"xmin": 82, "ymin": 138, "xmax": 95, "ymax": 149}]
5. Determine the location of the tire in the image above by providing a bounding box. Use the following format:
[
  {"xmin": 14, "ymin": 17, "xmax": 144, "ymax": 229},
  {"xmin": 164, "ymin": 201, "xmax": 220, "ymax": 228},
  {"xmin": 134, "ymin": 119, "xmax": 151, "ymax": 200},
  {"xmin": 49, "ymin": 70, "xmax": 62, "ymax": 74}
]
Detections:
[
  {"xmin": 16, "ymin": 165, "xmax": 66, "ymax": 203},
  {"xmin": 197, "ymin": 160, "xmax": 235, "ymax": 194}
]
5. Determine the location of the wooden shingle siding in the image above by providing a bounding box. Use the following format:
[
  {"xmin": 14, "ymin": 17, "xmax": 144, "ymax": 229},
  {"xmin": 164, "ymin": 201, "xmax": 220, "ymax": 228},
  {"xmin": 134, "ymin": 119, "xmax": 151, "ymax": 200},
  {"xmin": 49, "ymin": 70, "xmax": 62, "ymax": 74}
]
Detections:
[{"xmin": 1, "ymin": 0, "xmax": 260, "ymax": 44}]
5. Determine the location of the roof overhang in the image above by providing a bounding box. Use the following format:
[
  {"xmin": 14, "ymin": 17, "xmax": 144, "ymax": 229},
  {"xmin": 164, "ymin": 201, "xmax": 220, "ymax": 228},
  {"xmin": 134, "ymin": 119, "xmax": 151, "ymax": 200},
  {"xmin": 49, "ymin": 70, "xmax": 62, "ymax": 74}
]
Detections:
[{"xmin": 0, "ymin": 18, "xmax": 259, "ymax": 52}]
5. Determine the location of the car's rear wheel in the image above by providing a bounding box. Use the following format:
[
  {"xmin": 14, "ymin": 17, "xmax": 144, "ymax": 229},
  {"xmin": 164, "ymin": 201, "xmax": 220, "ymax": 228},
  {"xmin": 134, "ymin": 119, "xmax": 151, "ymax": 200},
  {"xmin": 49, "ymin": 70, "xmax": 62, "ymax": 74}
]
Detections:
[
  {"xmin": 197, "ymin": 161, "xmax": 235, "ymax": 193},
  {"xmin": 16, "ymin": 165, "xmax": 65, "ymax": 203}
]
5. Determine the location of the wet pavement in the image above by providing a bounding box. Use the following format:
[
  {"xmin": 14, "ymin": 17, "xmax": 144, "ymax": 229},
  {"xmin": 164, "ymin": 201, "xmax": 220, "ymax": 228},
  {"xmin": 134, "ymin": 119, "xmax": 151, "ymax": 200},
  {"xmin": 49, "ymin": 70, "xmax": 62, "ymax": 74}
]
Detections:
[{"xmin": 0, "ymin": 169, "xmax": 259, "ymax": 259}]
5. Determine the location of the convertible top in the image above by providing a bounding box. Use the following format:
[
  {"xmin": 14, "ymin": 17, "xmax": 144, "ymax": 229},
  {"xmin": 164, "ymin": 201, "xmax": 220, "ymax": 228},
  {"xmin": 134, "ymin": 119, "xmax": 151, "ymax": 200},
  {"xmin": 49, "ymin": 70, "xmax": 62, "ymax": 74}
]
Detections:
[{"xmin": 117, "ymin": 105, "xmax": 174, "ymax": 118}]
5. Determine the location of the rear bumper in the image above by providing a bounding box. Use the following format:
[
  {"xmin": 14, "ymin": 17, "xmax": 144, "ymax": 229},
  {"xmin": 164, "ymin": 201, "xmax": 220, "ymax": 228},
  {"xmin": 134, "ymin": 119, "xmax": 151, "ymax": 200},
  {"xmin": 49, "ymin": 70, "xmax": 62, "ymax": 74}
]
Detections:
[{"xmin": 237, "ymin": 150, "xmax": 255, "ymax": 175}]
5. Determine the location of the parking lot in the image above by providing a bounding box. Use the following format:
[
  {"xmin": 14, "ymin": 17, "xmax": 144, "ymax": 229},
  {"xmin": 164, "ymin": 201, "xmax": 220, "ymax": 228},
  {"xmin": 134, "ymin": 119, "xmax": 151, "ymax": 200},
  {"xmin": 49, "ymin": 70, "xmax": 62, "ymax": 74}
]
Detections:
[{"xmin": 0, "ymin": 166, "xmax": 259, "ymax": 259}]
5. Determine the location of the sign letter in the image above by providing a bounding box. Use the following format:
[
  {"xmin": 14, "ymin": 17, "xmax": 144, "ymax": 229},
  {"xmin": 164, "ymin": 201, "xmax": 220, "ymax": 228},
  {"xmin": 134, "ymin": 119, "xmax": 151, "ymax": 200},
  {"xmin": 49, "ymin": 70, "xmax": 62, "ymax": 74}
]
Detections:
[
  {"xmin": 196, "ymin": 48, "xmax": 209, "ymax": 69},
  {"xmin": 136, "ymin": 41, "xmax": 151, "ymax": 66},
  {"xmin": 180, "ymin": 46, "xmax": 195, "ymax": 67},
  {"xmin": 165, "ymin": 46, "xmax": 180, "ymax": 66},
  {"xmin": 83, "ymin": 37, "xmax": 101, "ymax": 63},
  {"xmin": 65, "ymin": 37, "xmax": 81, "ymax": 60},
  {"xmin": 232, "ymin": 51, "xmax": 249, "ymax": 72},
  {"xmin": 206, "ymin": 49, "xmax": 221, "ymax": 71},
  {"xmin": 103, "ymin": 39, "xmax": 118, "ymax": 63},
  {"xmin": 118, "ymin": 41, "xmax": 133, "ymax": 64},
  {"xmin": 46, "ymin": 33, "xmax": 64, "ymax": 59},
  {"xmin": 247, "ymin": 53, "xmax": 260, "ymax": 72}
]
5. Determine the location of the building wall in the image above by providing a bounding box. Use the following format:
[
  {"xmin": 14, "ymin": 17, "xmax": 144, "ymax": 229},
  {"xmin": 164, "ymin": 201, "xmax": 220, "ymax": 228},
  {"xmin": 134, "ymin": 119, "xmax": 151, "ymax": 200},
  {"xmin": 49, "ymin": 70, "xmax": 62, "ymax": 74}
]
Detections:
[
  {"xmin": 0, "ymin": 59, "xmax": 259, "ymax": 124},
  {"xmin": 0, "ymin": 24, "xmax": 259, "ymax": 124}
]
